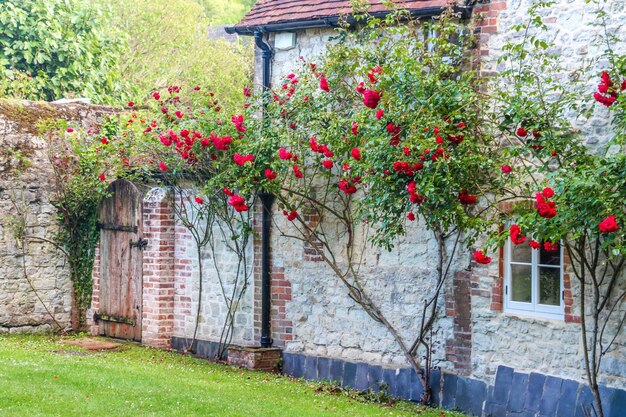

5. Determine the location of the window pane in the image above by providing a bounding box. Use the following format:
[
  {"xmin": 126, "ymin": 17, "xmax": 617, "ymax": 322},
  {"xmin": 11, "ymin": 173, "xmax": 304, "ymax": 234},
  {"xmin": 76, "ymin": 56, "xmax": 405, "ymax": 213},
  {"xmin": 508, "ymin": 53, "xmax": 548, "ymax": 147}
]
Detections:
[
  {"xmin": 511, "ymin": 264, "xmax": 532, "ymax": 303},
  {"xmin": 511, "ymin": 243, "xmax": 532, "ymax": 263},
  {"xmin": 540, "ymin": 246, "xmax": 560, "ymax": 265},
  {"xmin": 539, "ymin": 267, "xmax": 561, "ymax": 306}
]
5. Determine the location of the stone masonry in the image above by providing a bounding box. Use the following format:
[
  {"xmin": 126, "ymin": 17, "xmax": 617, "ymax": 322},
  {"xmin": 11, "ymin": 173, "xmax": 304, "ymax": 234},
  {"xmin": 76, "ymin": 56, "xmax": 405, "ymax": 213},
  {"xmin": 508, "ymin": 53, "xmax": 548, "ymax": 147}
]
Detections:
[{"xmin": 0, "ymin": 99, "xmax": 112, "ymax": 333}]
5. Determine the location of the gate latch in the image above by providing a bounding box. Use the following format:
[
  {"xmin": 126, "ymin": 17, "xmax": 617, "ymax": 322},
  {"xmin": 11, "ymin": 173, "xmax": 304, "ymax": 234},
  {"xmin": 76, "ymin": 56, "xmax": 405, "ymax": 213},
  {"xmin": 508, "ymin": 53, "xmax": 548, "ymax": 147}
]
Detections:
[{"xmin": 129, "ymin": 237, "xmax": 148, "ymax": 250}]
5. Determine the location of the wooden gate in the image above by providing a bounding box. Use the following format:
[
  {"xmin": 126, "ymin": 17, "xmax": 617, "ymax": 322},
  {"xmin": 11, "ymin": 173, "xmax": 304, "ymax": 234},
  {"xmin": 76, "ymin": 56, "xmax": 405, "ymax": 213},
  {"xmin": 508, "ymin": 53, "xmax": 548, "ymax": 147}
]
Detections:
[{"xmin": 96, "ymin": 179, "xmax": 144, "ymax": 341}]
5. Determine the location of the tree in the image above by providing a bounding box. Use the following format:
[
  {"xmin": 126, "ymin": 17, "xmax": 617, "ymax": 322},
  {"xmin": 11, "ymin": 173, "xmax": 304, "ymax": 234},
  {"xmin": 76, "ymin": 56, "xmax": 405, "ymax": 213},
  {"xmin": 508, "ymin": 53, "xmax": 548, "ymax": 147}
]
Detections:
[
  {"xmin": 99, "ymin": 0, "xmax": 254, "ymax": 110},
  {"xmin": 0, "ymin": 0, "xmax": 128, "ymax": 104}
]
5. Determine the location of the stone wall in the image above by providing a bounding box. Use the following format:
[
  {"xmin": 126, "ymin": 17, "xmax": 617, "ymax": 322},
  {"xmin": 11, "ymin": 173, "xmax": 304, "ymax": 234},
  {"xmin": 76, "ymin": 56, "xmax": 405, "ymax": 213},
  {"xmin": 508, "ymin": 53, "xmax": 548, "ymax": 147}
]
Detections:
[
  {"xmin": 0, "ymin": 99, "xmax": 112, "ymax": 333},
  {"xmin": 251, "ymin": 0, "xmax": 626, "ymax": 396},
  {"xmin": 171, "ymin": 191, "xmax": 255, "ymax": 351}
]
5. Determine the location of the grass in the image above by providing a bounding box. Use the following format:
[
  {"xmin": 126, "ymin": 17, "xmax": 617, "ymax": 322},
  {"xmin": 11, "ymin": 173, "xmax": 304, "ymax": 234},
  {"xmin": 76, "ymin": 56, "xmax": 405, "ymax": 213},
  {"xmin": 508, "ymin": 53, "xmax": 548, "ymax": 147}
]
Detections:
[{"xmin": 0, "ymin": 334, "xmax": 467, "ymax": 417}]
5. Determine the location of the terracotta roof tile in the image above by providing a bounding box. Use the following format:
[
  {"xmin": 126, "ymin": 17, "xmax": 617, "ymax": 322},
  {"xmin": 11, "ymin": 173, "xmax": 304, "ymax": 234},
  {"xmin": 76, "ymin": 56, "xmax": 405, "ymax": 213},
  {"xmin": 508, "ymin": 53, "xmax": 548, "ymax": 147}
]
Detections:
[{"xmin": 234, "ymin": 0, "xmax": 450, "ymax": 28}]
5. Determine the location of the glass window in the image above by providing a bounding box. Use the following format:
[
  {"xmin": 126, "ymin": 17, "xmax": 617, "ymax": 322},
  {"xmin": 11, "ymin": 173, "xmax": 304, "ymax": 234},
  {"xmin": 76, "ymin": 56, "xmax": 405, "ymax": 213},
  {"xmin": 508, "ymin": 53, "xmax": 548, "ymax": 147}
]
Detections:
[{"xmin": 505, "ymin": 238, "xmax": 564, "ymax": 319}]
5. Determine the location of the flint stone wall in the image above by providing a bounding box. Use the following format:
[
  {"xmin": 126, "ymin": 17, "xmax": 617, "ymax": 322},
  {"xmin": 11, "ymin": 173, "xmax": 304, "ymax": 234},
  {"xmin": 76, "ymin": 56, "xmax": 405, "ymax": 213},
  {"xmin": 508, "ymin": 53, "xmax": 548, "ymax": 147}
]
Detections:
[{"xmin": 0, "ymin": 99, "xmax": 112, "ymax": 333}]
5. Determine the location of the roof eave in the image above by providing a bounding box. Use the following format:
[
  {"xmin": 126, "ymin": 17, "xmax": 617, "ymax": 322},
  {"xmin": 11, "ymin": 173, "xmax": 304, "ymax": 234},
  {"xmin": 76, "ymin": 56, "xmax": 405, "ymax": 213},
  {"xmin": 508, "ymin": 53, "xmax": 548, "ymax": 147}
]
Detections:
[{"xmin": 225, "ymin": 3, "xmax": 474, "ymax": 36}]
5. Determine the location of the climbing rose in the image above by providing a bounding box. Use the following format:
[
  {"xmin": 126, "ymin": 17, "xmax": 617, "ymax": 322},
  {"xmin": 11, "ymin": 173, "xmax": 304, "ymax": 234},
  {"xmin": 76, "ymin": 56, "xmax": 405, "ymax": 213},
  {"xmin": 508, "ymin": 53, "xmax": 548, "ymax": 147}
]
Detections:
[
  {"xmin": 509, "ymin": 224, "xmax": 526, "ymax": 245},
  {"xmin": 99, "ymin": 173, "xmax": 106, "ymax": 181},
  {"xmin": 128, "ymin": 102, "xmax": 135, "ymax": 107},
  {"xmin": 228, "ymin": 194, "xmax": 249, "ymax": 213},
  {"xmin": 152, "ymin": 92, "xmax": 161, "ymax": 100},
  {"xmin": 459, "ymin": 189, "xmax": 477, "ymax": 205},
  {"xmin": 542, "ymin": 187, "xmax": 554, "ymax": 198},
  {"xmin": 351, "ymin": 122, "xmax": 359, "ymax": 135},
  {"xmin": 544, "ymin": 242, "xmax": 559, "ymax": 252},
  {"xmin": 320, "ymin": 77, "xmax": 330, "ymax": 92},
  {"xmin": 264, "ymin": 169, "xmax": 277, "ymax": 180},
  {"xmin": 501, "ymin": 165, "xmax": 512, "ymax": 173},
  {"xmin": 233, "ymin": 153, "xmax": 254, "ymax": 166},
  {"xmin": 363, "ymin": 90, "xmax": 381, "ymax": 109},
  {"xmin": 351, "ymin": 148, "xmax": 361, "ymax": 161},
  {"xmin": 66, "ymin": 128, "xmax": 74, "ymax": 133},
  {"xmin": 516, "ymin": 127, "xmax": 528, "ymax": 137},
  {"xmin": 194, "ymin": 197, "xmax": 204, "ymax": 205},
  {"xmin": 375, "ymin": 109, "xmax": 384, "ymax": 119},
  {"xmin": 278, "ymin": 148, "xmax": 293, "ymax": 160},
  {"xmin": 322, "ymin": 159, "xmax": 333, "ymax": 169},
  {"xmin": 293, "ymin": 165, "xmax": 303, "ymax": 178},
  {"xmin": 599, "ymin": 215, "xmax": 619, "ymax": 233},
  {"xmin": 356, "ymin": 82, "xmax": 366, "ymax": 94},
  {"xmin": 474, "ymin": 250, "xmax": 491, "ymax": 264},
  {"xmin": 407, "ymin": 212, "xmax": 416, "ymax": 221},
  {"xmin": 287, "ymin": 210, "xmax": 297, "ymax": 221},
  {"xmin": 529, "ymin": 240, "xmax": 541, "ymax": 250},
  {"xmin": 535, "ymin": 193, "xmax": 556, "ymax": 218},
  {"xmin": 232, "ymin": 115, "xmax": 246, "ymax": 132},
  {"xmin": 159, "ymin": 161, "xmax": 168, "ymax": 171},
  {"xmin": 223, "ymin": 187, "xmax": 234, "ymax": 196},
  {"xmin": 101, "ymin": 137, "xmax": 109, "ymax": 145},
  {"xmin": 338, "ymin": 179, "xmax": 357, "ymax": 194},
  {"xmin": 175, "ymin": 110, "xmax": 184, "ymax": 119}
]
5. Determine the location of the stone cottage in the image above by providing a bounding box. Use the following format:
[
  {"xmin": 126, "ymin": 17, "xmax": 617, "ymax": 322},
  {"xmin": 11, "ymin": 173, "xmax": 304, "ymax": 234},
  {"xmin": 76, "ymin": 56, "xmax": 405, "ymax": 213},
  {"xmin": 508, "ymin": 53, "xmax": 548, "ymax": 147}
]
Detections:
[{"xmin": 86, "ymin": 1, "xmax": 625, "ymax": 416}]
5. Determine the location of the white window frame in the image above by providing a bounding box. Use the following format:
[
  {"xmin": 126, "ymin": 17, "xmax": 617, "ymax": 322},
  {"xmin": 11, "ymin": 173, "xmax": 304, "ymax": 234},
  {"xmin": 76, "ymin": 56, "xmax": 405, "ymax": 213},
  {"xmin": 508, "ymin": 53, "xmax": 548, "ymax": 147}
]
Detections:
[{"xmin": 504, "ymin": 239, "xmax": 564, "ymax": 320}]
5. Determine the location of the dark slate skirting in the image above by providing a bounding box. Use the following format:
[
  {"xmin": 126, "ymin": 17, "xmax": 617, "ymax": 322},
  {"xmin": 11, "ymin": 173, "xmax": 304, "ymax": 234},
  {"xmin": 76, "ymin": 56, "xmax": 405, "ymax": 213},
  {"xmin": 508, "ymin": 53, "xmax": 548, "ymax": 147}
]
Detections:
[{"xmin": 282, "ymin": 352, "xmax": 626, "ymax": 417}]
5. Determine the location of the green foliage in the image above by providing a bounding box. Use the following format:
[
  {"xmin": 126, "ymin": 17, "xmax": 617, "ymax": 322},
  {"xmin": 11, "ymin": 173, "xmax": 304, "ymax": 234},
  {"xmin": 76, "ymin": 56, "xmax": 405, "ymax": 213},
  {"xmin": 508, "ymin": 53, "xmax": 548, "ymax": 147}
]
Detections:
[
  {"xmin": 197, "ymin": 0, "xmax": 255, "ymax": 24},
  {"xmin": 99, "ymin": 0, "xmax": 253, "ymax": 111},
  {"xmin": 0, "ymin": 0, "xmax": 129, "ymax": 104},
  {"xmin": 47, "ymin": 123, "xmax": 112, "ymax": 325}
]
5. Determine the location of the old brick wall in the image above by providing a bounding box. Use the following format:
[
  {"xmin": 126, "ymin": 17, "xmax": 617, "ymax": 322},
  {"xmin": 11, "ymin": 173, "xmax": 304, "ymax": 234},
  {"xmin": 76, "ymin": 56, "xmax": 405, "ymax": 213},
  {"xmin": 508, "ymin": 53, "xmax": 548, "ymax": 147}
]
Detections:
[{"xmin": 0, "ymin": 99, "xmax": 112, "ymax": 333}]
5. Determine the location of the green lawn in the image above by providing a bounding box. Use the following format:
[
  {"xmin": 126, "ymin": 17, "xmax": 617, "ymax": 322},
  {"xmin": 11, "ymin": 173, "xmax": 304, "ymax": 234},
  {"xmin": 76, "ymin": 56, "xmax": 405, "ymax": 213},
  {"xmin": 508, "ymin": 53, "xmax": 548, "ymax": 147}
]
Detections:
[{"xmin": 0, "ymin": 335, "xmax": 465, "ymax": 417}]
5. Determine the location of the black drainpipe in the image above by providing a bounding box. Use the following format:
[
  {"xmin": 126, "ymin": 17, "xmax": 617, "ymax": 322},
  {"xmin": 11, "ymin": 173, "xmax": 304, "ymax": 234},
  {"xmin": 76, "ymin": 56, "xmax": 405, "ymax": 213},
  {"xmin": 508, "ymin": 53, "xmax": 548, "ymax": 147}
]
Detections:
[{"xmin": 255, "ymin": 30, "xmax": 275, "ymax": 348}]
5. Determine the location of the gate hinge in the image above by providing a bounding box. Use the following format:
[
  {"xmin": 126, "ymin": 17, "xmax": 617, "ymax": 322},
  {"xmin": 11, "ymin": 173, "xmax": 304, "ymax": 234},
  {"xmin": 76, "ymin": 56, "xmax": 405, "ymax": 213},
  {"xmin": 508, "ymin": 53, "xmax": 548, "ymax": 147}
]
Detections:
[
  {"xmin": 129, "ymin": 237, "xmax": 148, "ymax": 250},
  {"xmin": 93, "ymin": 312, "xmax": 136, "ymax": 326}
]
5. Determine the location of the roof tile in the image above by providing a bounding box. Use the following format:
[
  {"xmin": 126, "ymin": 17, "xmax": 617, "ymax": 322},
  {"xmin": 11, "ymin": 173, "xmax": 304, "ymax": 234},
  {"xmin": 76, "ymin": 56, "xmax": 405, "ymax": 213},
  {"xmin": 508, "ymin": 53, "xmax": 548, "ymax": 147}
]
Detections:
[{"xmin": 235, "ymin": 0, "xmax": 449, "ymax": 28}]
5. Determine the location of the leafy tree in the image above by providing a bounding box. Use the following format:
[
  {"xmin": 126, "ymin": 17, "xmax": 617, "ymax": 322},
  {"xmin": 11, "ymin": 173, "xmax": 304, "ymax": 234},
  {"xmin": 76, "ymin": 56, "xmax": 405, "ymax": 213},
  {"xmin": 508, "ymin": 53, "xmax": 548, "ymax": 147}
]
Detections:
[
  {"xmin": 100, "ymin": 0, "xmax": 254, "ymax": 110},
  {"xmin": 0, "ymin": 0, "xmax": 128, "ymax": 104}
]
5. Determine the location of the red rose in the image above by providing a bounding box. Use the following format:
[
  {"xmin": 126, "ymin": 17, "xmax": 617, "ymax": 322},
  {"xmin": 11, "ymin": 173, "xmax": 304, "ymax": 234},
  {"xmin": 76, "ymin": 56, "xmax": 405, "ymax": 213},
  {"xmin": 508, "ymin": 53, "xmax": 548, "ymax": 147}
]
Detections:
[
  {"xmin": 338, "ymin": 179, "xmax": 357, "ymax": 194},
  {"xmin": 264, "ymin": 169, "xmax": 277, "ymax": 180},
  {"xmin": 516, "ymin": 127, "xmax": 528, "ymax": 137},
  {"xmin": 529, "ymin": 240, "xmax": 541, "ymax": 250},
  {"xmin": 287, "ymin": 210, "xmax": 297, "ymax": 221},
  {"xmin": 152, "ymin": 92, "xmax": 161, "ymax": 100},
  {"xmin": 363, "ymin": 89, "xmax": 381, "ymax": 109},
  {"xmin": 459, "ymin": 189, "xmax": 477, "ymax": 205},
  {"xmin": 599, "ymin": 215, "xmax": 619, "ymax": 233},
  {"xmin": 322, "ymin": 159, "xmax": 333, "ymax": 169},
  {"xmin": 195, "ymin": 197, "xmax": 204, "ymax": 205},
  {"xmin": 351, "ymin": 122, "xmax": 359, "ymax": 135},
  {"xmin": 474, "ymin": 250, "xmax": 491, "ymax": 264},
  {"xmin": 128, "ymin": 102, "xmax": 135, "ymax": 107},
  {"xmin": 293, "ymin": 165, "xmax": 303, "ymax": 178},
  {"xmin": 542, "ymin": 187, "xmax": 554, "ymax": 198},
  {"xmin": 99, "ymin": 173, "xmax": 106, "ymax": 181},
  {"xmin": 279, "ymin": 148, "xmax": 293, "ymax": 160},
  {"xmin": 228, "ymin": 194, "xmax": 249, "ymax": 212},
  {"xmin": 509, "ymin": 224, "xmax": 526, "ymax": 245},
  {"xmin": 544, "ymin": 242, "xmax": 559, "ymax": 252},
  {"xmin": 356, "ymin": 82, "xmax": 366, "ymax": 94},
  {"xmin": 159, "ymin": 161, "xmax": 168, "ymax": 171},
  {"xmin": 243, "ymin": 87, "xmax": 252, "ymax": 97},
  {"xmin": 320, "ymin": 77, "xmax": 330, "ymax": 92},
  {"xmin": 375, "ymin": 109, "xmax": 384, "ymax": 119},
  {"xmin": 101, "ymin": 137, "xmax": 109, "ymax": 145},
  {"xmin": 66, "ymin": 128, "xmax": 74, "ymax": 133},
  {"xmin": 175, "ymin": 110, "xmax": 184, "ymax": 119},
  {"xmin": 223, "ymin": 187, "xmax": 234, "ymax": 196},
  {"xmin": 407, "ymin": 212, "xmax": 416, "ymax": 221},
  {"xmin": 535, "ymin": 193, "xmax": 557, "ymax": 218},
  {"xmin": 501, "ymin": 165, "xmax": 512, "ymax": 173},
  {"xmin": 351, "ymin": 148, "xmax": 361, "ymax": 161}
]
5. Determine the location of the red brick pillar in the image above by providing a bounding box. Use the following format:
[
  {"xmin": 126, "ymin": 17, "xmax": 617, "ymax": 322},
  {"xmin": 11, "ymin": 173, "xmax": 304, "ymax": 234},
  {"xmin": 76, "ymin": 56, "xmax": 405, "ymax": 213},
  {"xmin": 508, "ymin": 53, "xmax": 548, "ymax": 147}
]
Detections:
[
  {"xmin": 88, "ymin": 243, "xmax": 101, "ymax": 335},
  {"xmin": 141, "ymin": 188, "xmax": 176, "ymax": 348}
]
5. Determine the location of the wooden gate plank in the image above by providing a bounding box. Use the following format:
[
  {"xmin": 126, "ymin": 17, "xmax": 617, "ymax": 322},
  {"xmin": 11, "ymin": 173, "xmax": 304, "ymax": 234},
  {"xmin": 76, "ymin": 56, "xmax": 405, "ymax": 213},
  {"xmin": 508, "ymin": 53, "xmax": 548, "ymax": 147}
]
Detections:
[{"xmin": 98, "ymin": 179, "xmax": 143, "ymax": 341}]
